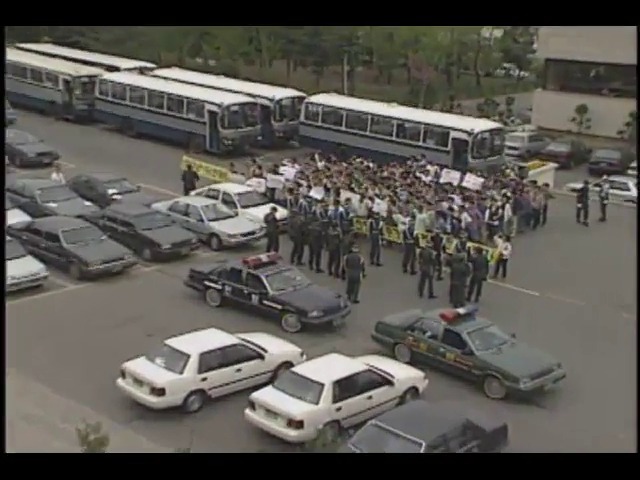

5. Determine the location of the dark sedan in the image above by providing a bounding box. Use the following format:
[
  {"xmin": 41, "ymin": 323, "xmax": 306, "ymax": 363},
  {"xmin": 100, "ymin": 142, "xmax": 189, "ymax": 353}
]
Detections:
[
  {"xmin": 67, "ymin": 173, "xmax": 163, "ymax": 208},
  {"xmin": 5, "ymin": 129, "xmax": 60, "ymax": 168},
  {"xmin": 7, "ymin": 216, "xmax": 137, "ymax": 280},
  {"xmin": 6, "ymin": 178, "xmax": 100, "ymax": 219},
  {"xmin": 537, "ymin": 138, "xmax": 590, "ymax": 169},
  {"xmin": 85, "ymin": 203, "xmax": 200, "ymax": 261},
  {"xmin": 588, "ymin": 148, "xmax": 635, "ymax": 176},
  {"xmin": 340, "ymin": 401, "xmax": 509, "ymax": 453}
]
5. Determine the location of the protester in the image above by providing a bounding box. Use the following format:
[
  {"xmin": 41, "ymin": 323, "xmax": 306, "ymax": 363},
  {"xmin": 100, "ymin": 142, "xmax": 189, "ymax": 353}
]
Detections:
[
  {"xmin": 598, "ymin": 176, "xmax": 610, "ymax": 222},
  {"xmin": 50, "ymin": 162, "xmax": 65, "ymax": 184},
  {"xmin": 180, "ymin": 163, "xmax": 199, "ymax": 195},
  {"xmin": 493, "ymin": 235, "xmax": 512, "ymax": 280}
]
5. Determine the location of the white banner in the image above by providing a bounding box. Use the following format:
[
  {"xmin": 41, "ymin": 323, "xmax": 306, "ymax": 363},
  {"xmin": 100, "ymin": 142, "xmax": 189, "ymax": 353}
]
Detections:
[
  {"xmin": 278, "ymin": 165, "xmax": 299, "ymax": 181},
  {"xmin": 372, "ymin": 198, "xmax": 388, "ymax": 215},
  {"xmin": 340, "ymin": 190, "xmax": 361, "ymax": 210},
  {"xmin": 439, "ymin": 168, "xmax": 462, "ymax": 185},
  {"xmin": 266, "ymin": 174, "xmax": 286, "ymax": 190},
  {"xmin": 461, "ymin": 172, "xmax": 485, "ymax": 191},
  {"xmin": 245, "ymin": 178, "xmax": 266, "ymax": 193}
]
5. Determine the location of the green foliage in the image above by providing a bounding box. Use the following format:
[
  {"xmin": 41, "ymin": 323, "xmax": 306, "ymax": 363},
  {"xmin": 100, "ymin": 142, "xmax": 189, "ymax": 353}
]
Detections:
[
  {"xmin": 76, "ymin": 420, "xmax": 110, "ymax": 453},
  {"xmin": 617, "ymin": 110, "xmax": 637, "ymax": 145},
  {"xmin": 570, "ymin": 103, "xmax": 592, "ymax": 134}
]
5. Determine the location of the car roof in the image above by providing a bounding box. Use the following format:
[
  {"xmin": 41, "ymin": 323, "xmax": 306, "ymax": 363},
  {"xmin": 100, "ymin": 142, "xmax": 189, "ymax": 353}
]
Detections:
[
  {"xmin": 164, "ymin": 327, "xmax": 239, "ymax": 356},
  {"xmin": 424, "ymin": 308, "xmax": 492, "ymax": 333},
  {"xmin": 86, "ymin": 172, "xmax": 125, "ymax": 182},
  {"xmin": 292, "ymin": 353, "xmax": 367, "ymax": 384},
  {"xmin": 213, "ymin": 182, "xmax": 253, "ymax": 194},
  {"xmin": 607, "ymin": 175, "xmax": 635, "ymax": 183},
  {"xmin": 105, "ymin": 202, "xmax": 153, "ymax": 216},
  {"xmin": 176, "ymin": 196, "xmax": 219, "ymax": 207},
  {"xmin": 32, "ymin": 215, "xmax": 90, "ymax": 232}
]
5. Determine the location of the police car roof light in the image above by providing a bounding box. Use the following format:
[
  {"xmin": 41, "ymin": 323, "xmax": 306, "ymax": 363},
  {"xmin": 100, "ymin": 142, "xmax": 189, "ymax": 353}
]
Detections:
[
  {"xmin": 439, "ymin": 305, "xmax": 478, "ymax": 323},
  {"xmin": 242, "ymin": 252, "xmax": 282, "ymax": 269}
]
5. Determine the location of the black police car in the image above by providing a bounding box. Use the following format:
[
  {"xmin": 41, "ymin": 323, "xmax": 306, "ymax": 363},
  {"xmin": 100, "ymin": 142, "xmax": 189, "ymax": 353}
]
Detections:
[{"xmin": 184, "ymin": 253, "xmax": 351, "ymax": 333}]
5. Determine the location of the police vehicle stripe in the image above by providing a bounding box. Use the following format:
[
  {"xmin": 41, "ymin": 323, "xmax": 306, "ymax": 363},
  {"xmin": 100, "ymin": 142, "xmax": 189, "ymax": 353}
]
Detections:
[
  {"xmin": 205, "ymin": 369, "xmax": 275, "ymax": 394},
  {"xmin": 262, "ymin": 300, "xmax": 282, "ymax": 310}
]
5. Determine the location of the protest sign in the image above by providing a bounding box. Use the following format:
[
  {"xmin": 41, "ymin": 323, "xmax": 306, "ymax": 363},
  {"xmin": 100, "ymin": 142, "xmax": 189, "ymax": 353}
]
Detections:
[
  {"xmin": 439, "ymin": 168, "xmax": 462, "ymax": 185},
  {"xmin": 245, "ymin": 178, "xmax": 267, "ymax": 193},
  {"xmin": 461, "ymin": 172, "xmax": 485, "ymax": 191},
  {"xmin": 308, "ymin": 187, "xmax": 325, "ymax": 200},
  {"xmin": 266, "ymin": 174, "xmax": 286, "ymax": 190},
  {"xmin": 279, "ymin": 165, "xmax": 298, "ymax": 181}
]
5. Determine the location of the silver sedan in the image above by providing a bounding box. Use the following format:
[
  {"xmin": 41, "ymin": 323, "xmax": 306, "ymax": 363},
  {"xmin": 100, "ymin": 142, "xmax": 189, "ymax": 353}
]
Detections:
[
  {"xmin": 564, "ymin": 176, "xmax": 637, "ymax": 205},
  {"xmin": 151, "ymin": 196, "xmax": 266, "ymax": 250}
]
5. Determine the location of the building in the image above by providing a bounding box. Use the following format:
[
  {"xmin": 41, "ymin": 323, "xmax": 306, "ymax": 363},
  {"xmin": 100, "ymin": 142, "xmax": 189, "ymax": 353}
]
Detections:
[{"xmin": 532, "ymin": 26, "xmax": 636, "ymax": 138}]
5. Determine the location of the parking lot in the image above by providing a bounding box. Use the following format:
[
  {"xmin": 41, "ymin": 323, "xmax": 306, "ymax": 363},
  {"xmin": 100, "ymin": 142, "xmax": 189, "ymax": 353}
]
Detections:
[{"xmin": 6, "ymin": 110, "xmax": 637, "ymax": 452}]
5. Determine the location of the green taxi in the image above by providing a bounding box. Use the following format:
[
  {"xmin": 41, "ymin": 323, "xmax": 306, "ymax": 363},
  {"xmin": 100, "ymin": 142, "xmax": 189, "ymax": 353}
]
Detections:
[{"xmin": 371, "ymin": 306, "xmax": 566, "ymax": 400}]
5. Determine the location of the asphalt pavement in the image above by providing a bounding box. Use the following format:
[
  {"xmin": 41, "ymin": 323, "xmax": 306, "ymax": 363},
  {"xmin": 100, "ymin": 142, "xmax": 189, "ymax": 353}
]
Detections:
[{"xmin": 6, "ymin": 110, "xmax": 637, "ymax": 453}]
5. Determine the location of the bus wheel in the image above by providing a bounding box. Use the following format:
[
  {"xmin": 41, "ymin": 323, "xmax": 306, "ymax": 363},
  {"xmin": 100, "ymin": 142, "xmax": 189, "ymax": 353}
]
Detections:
[
  {"xmin": 188, "ymin": 135, "xmax": 205, "ymax": 153},
  {"xmin": 121, "ymin": 119, "xmax": 137, "ymax": 137}
]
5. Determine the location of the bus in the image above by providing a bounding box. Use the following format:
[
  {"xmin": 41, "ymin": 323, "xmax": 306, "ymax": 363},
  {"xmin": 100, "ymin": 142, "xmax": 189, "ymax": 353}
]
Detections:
[
  {"xmin": 6, "ymin": 47, "xmax": 104, "ymax": 121},
  {"xmin": 149, "ymin": 67, "xmax": 306, "ymax": 146},
  {"xmin": 14, "ymin": 43, "xmax": 157, "ymax": 73},
  {"xmin": 94, "ymin": 72, "xmax": 262, "ymax": 154},
  {"xmin": 299, "ymin": 93, "xmax": 506, "ymax": 170}
]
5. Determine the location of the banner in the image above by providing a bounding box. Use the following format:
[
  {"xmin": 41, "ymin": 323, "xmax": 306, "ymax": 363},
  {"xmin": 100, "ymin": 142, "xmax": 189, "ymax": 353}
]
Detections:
[
  {"xmin": 279, "ymin": 165, "xmax": 299, "ymax": 181},
  {"xmin": 439, "ymin": 168, "xmax": 462, "ymax": 185},
  {"xmin": 266, "ymin": 174, "xmax": 286, "ymax": 190},
  {"xmin": 352, "ymin": 217, "xmax": 368, "ymax": 235},
  {"xmin": 372, "ymin": 198, "xmax": 388, "ymax": 215},
  {"xmin": 245, "ymin": 178, "xmax": 267, "ymax": 193},
  {"xmin": 461, "ymin": 172, "xmax": 485, "ymax": 191},
  {"xmin": 308, "ymin": 187, "xmax": 325, "ymax": 200},
  {"xmin": 181, "ymin": 155, "xmax": 229, "ymax": 183}
]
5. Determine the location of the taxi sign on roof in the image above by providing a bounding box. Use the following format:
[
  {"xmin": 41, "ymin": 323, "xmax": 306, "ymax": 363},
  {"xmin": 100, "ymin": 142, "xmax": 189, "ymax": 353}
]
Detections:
[
  {"xmin": 242, "ymin": 252, "xmax": 281, "ymax": 269},
  {"xmin": 439, "ymin": 305, "xmax": 478, "ymax": 323}
]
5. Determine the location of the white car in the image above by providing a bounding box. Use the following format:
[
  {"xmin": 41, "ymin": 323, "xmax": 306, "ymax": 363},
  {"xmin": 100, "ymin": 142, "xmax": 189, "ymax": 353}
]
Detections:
[
  {"xmin": 116, "ymin": 327, "xmax": 305, "ymax": 413},
  {"xmin": 244, "ymin": 353, "xmax": 429, "ymax": 443},
  {"xmin": 5, "ymin": 193, "xmax": 32, "ymax": 226},
  {"xmin": 191, "ymin": 182, "xmax": 289, "ymax": 229},
  {"xmin": 564, "ymin": 176, "xmax": 637, "ymax": 204},
  {"xmin": 6, "ymin": 236, "xmax": 48, "ymax": 292}
]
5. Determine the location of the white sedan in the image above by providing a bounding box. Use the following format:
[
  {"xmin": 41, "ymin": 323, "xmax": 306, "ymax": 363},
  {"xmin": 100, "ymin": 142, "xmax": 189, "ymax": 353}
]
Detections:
[
  {"xmin": 191, "ymin": 182, "xmax": 289, "ymax": 229},
  {"xmin": 116, "ymin": 327, "xmax": 306, "ymax": 413},
  {"xmin": 244, "ymin": 353, "xmax": 429, "ymax": 443},
  {"xmin": 565, "ymin": 176, "xmax": 637, "ymax": 204}
]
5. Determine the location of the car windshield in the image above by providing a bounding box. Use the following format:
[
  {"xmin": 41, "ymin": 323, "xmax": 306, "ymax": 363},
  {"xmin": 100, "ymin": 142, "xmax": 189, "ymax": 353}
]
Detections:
[
  {"xmin": 201, "ymin": 202, "xmax": 236, "ymax": 222},
  {"xmin": 7, "ymin": 130, "xmax": 39, "ymax": 145},
  {"xmin": 36, "ymin": 185, "xmax": 77, "ymax": 203},
  {"xmin": 264, "ymin": 267, "xmax": 311, "ymax": 293},
  {"xmin": 5, "ymin": 238, "xmax": 27, "ymax": 261},
  {"xmin": 545, "ymin": 142, "xmax": 571, "ymax": 152},
  {"xmin": 144, "ymin": 343, "xmax": 190, "ymax": 375},
  {"xmin": 467, "ymin": 325, "xmax": 511, "ymax": 353},
  {"xmin": 349, "ymin": 422, "xmax": 424, "ymax": 453},
  {"xmin": 505, "ymin": 134, "xmax": 525, "ymax": 144},
  {"xmin": 103, "ymin": 177, "xmax": 138, "ymax": 195},
  {"xmin": 132, "ymin": 211, "xmax": 175, "ymax": 230},
  {"xmin": 236, "ymin": 190, "xmax": 270, "ymax": 209},
  {"xmin": 271, "ymin": 370, "xmax": 323, "ymax": 405},
  {"xmin": 60, "ymin": 226, "xmax": 107, "ymax": 246}
]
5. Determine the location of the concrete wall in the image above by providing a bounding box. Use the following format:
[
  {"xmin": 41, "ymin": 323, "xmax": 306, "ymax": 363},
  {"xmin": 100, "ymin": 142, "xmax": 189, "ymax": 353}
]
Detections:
[{"xmin": 532, "ymin": 89, "xmax": 635, "ymax": 138}]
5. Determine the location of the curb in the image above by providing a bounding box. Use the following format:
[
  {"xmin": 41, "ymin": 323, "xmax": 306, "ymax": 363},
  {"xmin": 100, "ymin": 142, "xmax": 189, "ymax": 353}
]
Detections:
[{"xmin": 551, "ymin": 189, "xmax": 636, "ymax": 208}]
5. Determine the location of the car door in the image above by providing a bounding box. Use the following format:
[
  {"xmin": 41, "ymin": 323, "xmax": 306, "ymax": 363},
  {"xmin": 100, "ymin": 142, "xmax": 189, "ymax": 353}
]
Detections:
[
  {"xmin": 185, "ymin": 204, "xmax": 212, "ymax": 237},
  {"xmin": 105, "ymin": 215, "xmax": 136, "ymax": 249},
  {"xmin": 244, "ymin": 272, "xmax": 272, "ymax": 315},
  {"xmin": 435, "ymin": 328, "xmax": 477, "ymax": 380},
  {"xmin": 406, "ymin": 318, "xmax": 443, "ymax": 365},
  {"xmin": 195, "ymin": 348, "xmax": 237, "ymax": 399},
  {"xmin": 15, "ymin": 226, "xmax": 50, "ymax": 261},
  {"xmin": 608, "ymin": 179, "xmax": 633, "ymax": 202},
  {"xmin": 41, "ymin": 230, "xmax": 69, "ymax": 268},
  {"xmin": 221, "ymin": 267, "xmax": 250, "ymax": 304},
  {"xmin": 218, "ymin": 343, "xmax": 270, "ymax": 391},
  {"xmin": 165, "ymin": 201, "xmax": 198, "ymax": 235},
  {"xmin": 10, "ymin": 186, "xmax": 41, "ymax": 217},
  {"xmin": 221, "ymin": 192, "xmax": 239, "ymax": 213}
]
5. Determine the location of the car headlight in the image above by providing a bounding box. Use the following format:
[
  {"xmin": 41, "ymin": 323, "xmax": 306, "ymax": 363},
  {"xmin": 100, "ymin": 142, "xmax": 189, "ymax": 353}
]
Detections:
[{"xmin": 308, "ymin": 310, "xmax": 323, "ymax": 318}]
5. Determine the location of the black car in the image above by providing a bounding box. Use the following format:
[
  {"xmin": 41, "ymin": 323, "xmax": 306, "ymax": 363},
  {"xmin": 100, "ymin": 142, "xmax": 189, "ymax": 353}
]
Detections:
[
  {"xmin": 6, "ymin": 178, "xmax": 101, "ymax": 219},
  {"xmin": 5, "ymin": 129, "xmax": 60, "ymax": 168},
  {"xmin": 538, "ymin": 137, "xmax": 591, "ymax": 169},
  {"xmin": 7, "ymin": 216, "xmax": 138, "ymax": 280},
  {"xmin": 67, "ymin": 173, "xmax": 163, "ymax": 208},
  {"xmin": 184, "ymin": 253, "xmax": 351, "ymax": 333},
  {"xmin": 340, "ymin": 401, "xmax": 509, "ymax": 453},
  {"xmin": 86, "ymin": 203, "xmax": 200, "ymax": 261},
  {"xmin": 588, "ymin": 148, "xmax": 635, "ymax": 176}
]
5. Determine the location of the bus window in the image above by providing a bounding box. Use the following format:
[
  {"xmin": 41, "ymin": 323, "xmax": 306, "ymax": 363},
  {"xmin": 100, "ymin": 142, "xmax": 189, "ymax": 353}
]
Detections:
[
  {"xmin": 320, "ymin": 108, "xmax": 345, "ymax": 128},
  {"xmin": 29, "ymin": 69, "xmax": 44, "ymax": 84},
  {"xmin": 186, "ymin": 100, "xmax": 205, "ymax": 120},
  {"xmin": 345, "ymin": 111, "xmax": 369, "ymax": 132},
  {"xmin": 148, "ymin": 91, "xmax": 166, "ymax": 110},
  {"xmin": 74, "ymin": 77, "xmax": 97, "ymax": 96},
  {"xmin": 274, "ymin": 97, "xmax": 299, "ymax": 123},
  {"xmin": 111, "ymin": 83, "xmax": 127, "ymax": 101},
  {"xmin": 220, "ymin": 104, "xmax": 258, "ymax": 130},
  {"xmin": 396, "ymin": 122, "xmax": 422, "ymax": 143},
  {"xmin": 471, "ymin": 129, "xmax": 504, "ymax": 159},
  {"xmin": 44, "ymin": 72, "xmax": 59, "ymax": 88},
  {"xmin": 6, "ymin": 63, "xmax": 18, "ymax": 77},
  {"xmin": 166, "ymin": 96, "xmax": 185, "ymax": 115},
  {"xmin": 129, "ymin": 87, "xmax": 146, "ymax": 106},
  {"xmin": 423, "ymin": 127, "xmax": 450, "ymax": 148},
  {"xmin": 98, "ymin": 80, "xmax": 111, "ymax": 98},
  {"xmin": 14, "ymin": 65, "xmax": 29, "ymax": 80},
  {"xmin": 303, "ymin": 103, "xmax": 321, "ymax": 123},
  {"xmin": 369, "ymin": 116, "xmax": 395, "ymax": 137}
]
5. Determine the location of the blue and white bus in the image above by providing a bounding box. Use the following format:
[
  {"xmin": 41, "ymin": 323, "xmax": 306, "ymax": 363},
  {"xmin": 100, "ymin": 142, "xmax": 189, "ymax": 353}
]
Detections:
[
  {"xmin": 149, "ymin": 67, "xmax": 306, "ymax": 145},
  {"xmin": 6, "ymin": 47, "xmax": 104, "ymax": 121},
  {"xmin": 95, "ymin": 72, "xmax": 262, "ymax": 154},
  {"xmin": 14, "ymin": 43, "xmax": 157, "ymax": 73},
  {"xmin": 299, "ymin": 93, "xmax": 506, "ymax": 170}
]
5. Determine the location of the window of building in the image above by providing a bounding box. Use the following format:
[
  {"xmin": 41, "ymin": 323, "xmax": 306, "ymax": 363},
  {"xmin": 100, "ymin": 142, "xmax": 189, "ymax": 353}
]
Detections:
[
  {"xmin": 344, "ymin": 111, "xmax": 370, "ymax": 132},
  {"xmin": 320, "ymin": 107, "xmax": 345, "ymax": 128},
  {"xmin": 369, "ymin": 116, "xmax": 395, "ymax": 137},
  {"xmin": 544, "ymin": 59, "xmax": 636, "ymax": 99}
]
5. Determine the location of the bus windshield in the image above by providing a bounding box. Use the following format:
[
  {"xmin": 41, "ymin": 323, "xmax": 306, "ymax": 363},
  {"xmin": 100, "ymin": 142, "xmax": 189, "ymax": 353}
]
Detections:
[
  {"xmin": 73, "ymin": 76, "xmax": 98, "ymax": 96},
  {"xmin": 274, "ymin": 96, "xmax": 304, "ymax": 123},
  {"xmin": 219, "ymin": 103, "xmax": 260, "ymax": 130},
  {"xmin": 471, "ymin": 129, "xmax": 505, "ymax": 160}
]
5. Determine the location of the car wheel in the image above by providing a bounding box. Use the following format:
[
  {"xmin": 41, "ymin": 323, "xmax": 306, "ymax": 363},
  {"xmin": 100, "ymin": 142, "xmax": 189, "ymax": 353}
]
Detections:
[
  {"xmin": 399, "ymin": 387, "xmax": 420, "ymax": 405},
  {"xmin": 271, "ymin": 362, "xmax": 294, "ymax": 382},
  {"xmin": 204, "ymin": 288, "xmax": 224, "ymax": 308},
  {"xmin": 182, "ymin": 390, "xmax": 206, "ymax": 413},
  {"xmin": 281, "ymin": 313, "xmax": 302, "ymax": 333},
  {"xmin": 483, "ymin": 375, "xmax": 507, "ymax": 400},
  {"xmin": 140, "ymin": 247, "xmax": 154, "ymax": 261},
  {"xmin": 208, "ymin": 234, "xmax": 222, "ymax": 251},
  {"xmin": 318, "ymin": 421, "xmax": 341, "ymax": 444},
  {"xmin": 69, "ymin": 263, "xmax": 83, "ymax": 280},
  {"xmin": 393, "ymin": 343, "xmax": 412, "ymax": 363}
]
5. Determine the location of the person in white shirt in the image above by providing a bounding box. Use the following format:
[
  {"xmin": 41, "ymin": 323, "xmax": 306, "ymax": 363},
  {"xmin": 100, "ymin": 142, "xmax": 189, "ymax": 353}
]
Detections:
[
  {"xmin": 50, "ymin": 163, "xmax": 65, "ymax": 184},
  {"xmin": 492, "ymin": 235, "xmax": 512, "ymax": 280}
]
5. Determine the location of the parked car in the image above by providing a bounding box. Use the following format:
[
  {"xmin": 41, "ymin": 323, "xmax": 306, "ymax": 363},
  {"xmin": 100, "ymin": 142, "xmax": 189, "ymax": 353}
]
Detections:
[
  {"xmin": 5, "ymin": 236, "xmax": 49, "ymax": 293},
  {"xmin": 6, "ymin": 178, "xmax": 100, "ymax": 219},
  {"xmin": 5, "ymin": 193, "xmax": 33, "ymax": 227},
  {"xmin": 5, "ymin": 129, "xmax": 60, "ymax": 168},
  {"xmin": 587, "ymin": 148, "xmax": 635, "ymax": 176},
  {"xmin": 152, "ymin": 196, "xmax": 265, "ymax": 251},
  {"xmin": 67, "ymin": 173, "xmax": 162, "ymax": 208},
  {"xmin": 6, "ymin": 99, "xmax": 17, "ymax": 126},
  {"xmin": 537, "ymin": 137, "xmax": 591, "ymax": 169},
  {"xmin": 504, "ymin": 129, "xmax": 550, "ymax": 158},
  {"xmin": 564, "ymin": 176, "xmax": 637, "ymax": 204},
  {"xmin": 7, "ymin": 216, "xmax": 137, "ymax": 280}
]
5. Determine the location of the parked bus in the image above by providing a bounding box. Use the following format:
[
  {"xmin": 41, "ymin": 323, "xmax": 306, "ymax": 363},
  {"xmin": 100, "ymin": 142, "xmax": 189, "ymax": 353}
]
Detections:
[
  {"xmin": 14, "ymin": 43, "xmax": 156, "ymax": 73},
  {"xmin": 95, "ymin": 72, "xmax": 262, "ymax": 154},
  {"xmin": 299, "ymin": 93, "xmax": 505, "ymax": 170},
  {"xmin": 149, "ymin": 67, "xmax": 306, "ymax": 145},
  {"xmin": 6, "ymin": 47, "xmax": 104, "ymax": 121}
]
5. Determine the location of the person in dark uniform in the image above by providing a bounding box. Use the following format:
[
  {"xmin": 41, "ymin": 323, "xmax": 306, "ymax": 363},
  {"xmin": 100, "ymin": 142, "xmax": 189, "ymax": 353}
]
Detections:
[
  {"xmin": 368, "ymin": 212, "xmax": 383, "ymax": 266},
  {"xmin": 339, "ymin": 200, "xmax": 353, "ymax": 235},
  {"xmin": 343, "ymin": 244, "xmax": 366, "ymax": 304},
  {"xmin": 454, "ymin": 232, "xmax": 470, "ymax": 262},
  {"xmin": 467, "ymin": 247, "xmax": 489, "ymax": 303},
  {"xmin": 326, "ymin": 221, "xmax": 342, "ymax": 278},
  {"xmin": 598, "ymin": 176, "xmax": 610, "ymax": 222},
  {"xmin": 339, "ymin": 230, "xmax": 355, "ymax": 280},
  {"xmin": 449, "ymin": 253, "xmax": 471, "ymax": 308},
  {"xmin": 288, "ymin": 213, "xmax": 305, "ymax": 265},
  {"xmin": 431, "ymin": 229, "xmax": 444, "ymax": 281},
  {"xmin": 576, "ymin": 179, "xmax": 590, "ymax": 226},
  {"xmin": 263, "ymin": 206, "xmax": 280, "ymax": 253},
  {"xmin": 180, "ymin": 163, "xmax": 199, "ymax": 196},
  {"xmin": 417, "ymin": 243, "xmax": 437, "ymax": 299},
  {"xmin": 401, "ymin": 218, "xmax": 417, "ymax": 275},
  {"xmin": 307, "ymin": 203, "xmax": 327, "ymax": 273}
]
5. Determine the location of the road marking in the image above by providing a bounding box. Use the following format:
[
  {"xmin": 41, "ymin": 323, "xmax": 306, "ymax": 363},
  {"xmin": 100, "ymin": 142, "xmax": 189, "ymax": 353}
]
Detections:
[
  {"xmin": 487, "ymin": 279, "xmax": 541, "ymax": 296},
  {"xmin": 544, "ymin": 293, "xmax": 586, "ymax": 306},
  {"xmin": 139, "ymin": 183, "xmax": 180, "ymax": 196}
]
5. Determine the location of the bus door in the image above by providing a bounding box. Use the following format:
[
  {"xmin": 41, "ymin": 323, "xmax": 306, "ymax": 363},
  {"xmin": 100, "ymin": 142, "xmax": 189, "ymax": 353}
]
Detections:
[
  {"xmin": 61, "ymin": 77, "xmax": 74, "ymax": 117},
  {"xmin": 451, "ymin": 138, "xmax": 469, "ymax": 172},
  {"xmin": 259, "ymin": 104, "xmax": 274, "ymax": 145},
  {"xmin": 205, "ymin": 107, "xmax": 220, "ymax": 152}
]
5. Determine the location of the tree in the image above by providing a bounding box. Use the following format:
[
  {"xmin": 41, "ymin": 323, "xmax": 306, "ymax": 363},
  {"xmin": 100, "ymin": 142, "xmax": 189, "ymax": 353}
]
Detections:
[
  {"xmin": 569, "ymin": 103, "xmax": 592, "ymax": 134},
  {"xmin": 76, "ymin": 420, "xmax": 110, "ymax": 453},
  {"xmin": 617, "ymin": 110, "xmax": 637, "ymax": 146}
]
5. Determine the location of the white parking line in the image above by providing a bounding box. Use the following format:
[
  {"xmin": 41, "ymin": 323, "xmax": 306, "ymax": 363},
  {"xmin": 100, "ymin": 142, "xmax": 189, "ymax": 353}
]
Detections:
[
  {"xmin": 487, "ymin": 279, "xmax": 541, "ymax": 296},
  {"xmin": 138, "ymin": 183, "xmax": 180, "ymax": 196},
  {"xmin": 544, "ymin": 293, "xmax": 586, "ymax": 306}
]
